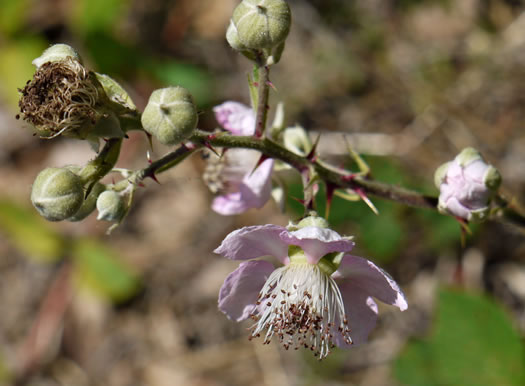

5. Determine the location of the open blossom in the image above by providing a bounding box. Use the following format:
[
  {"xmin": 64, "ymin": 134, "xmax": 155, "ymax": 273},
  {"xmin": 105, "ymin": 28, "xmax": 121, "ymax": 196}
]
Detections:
[
  {"xmin": 215, "ymin": 216, "xmax": 407, "ymax": 359},
  {"xmin": 435, "ymin": 147, "xmax": 501, "ymax": 221},
  {"xmin": 204, "ymin": 101, "xmax": 273, "ymax": 215}
]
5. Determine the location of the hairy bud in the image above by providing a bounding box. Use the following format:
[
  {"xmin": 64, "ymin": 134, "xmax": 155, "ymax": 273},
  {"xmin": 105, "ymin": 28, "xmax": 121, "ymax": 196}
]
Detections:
[
  {"xmin": 96, "ymin": 190, "xmax": 127, "ymax": 222},
  {"xmin": 141, "ymin": 86, "xmax": 198, "ymax": 146},
  {"xmin": 31, "ymin": 167, "xmax": 84, "ymax": 221},
  {"xmin": 229, "ymin": 0, "xmax": 291, "ymax": 51}
]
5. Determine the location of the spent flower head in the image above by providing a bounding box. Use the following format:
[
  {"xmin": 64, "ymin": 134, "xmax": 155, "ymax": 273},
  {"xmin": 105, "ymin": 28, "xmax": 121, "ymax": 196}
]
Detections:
[
  {"xmin": 215, "ymin": 214, "xmax": 407, "ymax": 359},
  {"xmin": 18, "ymin": 44, "xmax": 126, "ymax": 140}
]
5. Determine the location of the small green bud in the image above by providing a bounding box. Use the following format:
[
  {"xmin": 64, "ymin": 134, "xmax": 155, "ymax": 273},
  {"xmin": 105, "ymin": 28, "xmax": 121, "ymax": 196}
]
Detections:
[
  {"xmin": 141, "ymin": 86, "xmax": 198, "ymax": 146},
  {"xmin": 31, "ymin": 167, "xmax": 84, "ymax": 221},
  {"xmin": 68, "ymin": 182, "xmax": 105, "ymax": 222},
  {"xmin": 483, "ymin": 165, "xmax": 502, "ymax": 190},
  {"xmin": 297, "ymin": 212, "xmax": 329, "ymax": 229},
  {"xmin": 230, "ymin": 0, "xmax": 291, "ymax": 51},
  {"xmin": 96, "ymin": 190, "xmax": 127, "ymax": 222},
  {"xmin": 434, "ymin": 161, "xmax": 450, "ymax": 189},
  {"xmin": 32, "ymin": 44, "xmax": 81, "ymax": 68}
]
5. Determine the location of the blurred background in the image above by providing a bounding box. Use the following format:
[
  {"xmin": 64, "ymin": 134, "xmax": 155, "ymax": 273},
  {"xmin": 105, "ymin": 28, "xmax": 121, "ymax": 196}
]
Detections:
[{"xmin": 1, "ymin": 0, "xmax": 525, "ymax": 385}]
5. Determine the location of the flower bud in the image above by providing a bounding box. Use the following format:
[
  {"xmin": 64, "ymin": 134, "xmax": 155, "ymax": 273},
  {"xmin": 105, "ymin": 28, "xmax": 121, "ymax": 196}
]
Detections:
[
  {"xmin": 68, "ymin": 182, "xmax": 105, "ymax": 222},
  {"xmin": 283, "ymin": 125, "xmax": 312, "ymax": 156},
  {"xmin": 31, "ymin": 167, "xmax": 84, "ymax": 221},
  {"xmin": 435, "ymin": 147, "xmax": 501, "ymax": 221},
  {"xmin": 229, "ymin": 0, "xmax": 291, "ymax": 51},
  {"xmin": 96, "ymin": 190, "xmax": 127, "ymax": 222},
  {"xmin": 32, "ymin": 44, "xmax": 81, "ymax": 68},
  {"xmin": 141, "ymin": 86, "xmax": 198, "ymax": 146}
]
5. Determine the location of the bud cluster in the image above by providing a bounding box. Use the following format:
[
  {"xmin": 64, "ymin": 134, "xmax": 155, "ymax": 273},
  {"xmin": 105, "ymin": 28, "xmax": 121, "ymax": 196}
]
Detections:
[{"xmin": 20, "ymin": 44, "xmax": 200, "ymax": 230}]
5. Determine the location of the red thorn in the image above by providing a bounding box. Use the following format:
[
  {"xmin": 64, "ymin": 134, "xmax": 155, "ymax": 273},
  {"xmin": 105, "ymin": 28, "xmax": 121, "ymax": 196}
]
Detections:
[
  {"xmin": 149, "ymin": 173, "xmax": 160, "ymax": 185},
  {"xmin": 325, "ymin": 183, "xmax": 336, "ymax": 219},
  {"xmin": 250, "ymin": 154, "xmax": 270, "ymax": 176},
  {"xmin": 137, "ymin": 182, "xmax": 145, "ymax": 188},
  {"xmin": 203, "ymin": 141, "xmax": 220, "ymax": 156},
  {"xmin": 253, "ymin": 82, "xmax": 259, "ymax": 87},
  {"xmin": 306, "ymin": 134, "xmax": 321, "ymax": 162},
  {"xmin": 266, "ymin": 80, "xmax": 277, "ymax": 91}
]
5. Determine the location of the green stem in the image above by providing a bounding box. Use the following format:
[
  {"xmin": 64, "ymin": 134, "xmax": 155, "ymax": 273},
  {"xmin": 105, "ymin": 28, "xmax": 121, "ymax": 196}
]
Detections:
[
  {"xmin": 255, "ymin": 64, "xmax": 270, "ymax": 137},
  {"xmin": 79, "ymin": 138, "xmax": 122, "ymax": 187},
  {"xmin": 189, "ymin": 131, "xmax": 437, "ymax": 210}
]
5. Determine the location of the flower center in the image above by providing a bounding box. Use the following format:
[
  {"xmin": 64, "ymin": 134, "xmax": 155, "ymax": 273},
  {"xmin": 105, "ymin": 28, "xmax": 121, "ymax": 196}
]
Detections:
[{"xmin": 250, "ymin": 262, "xmax": 352, "ymax": 359}]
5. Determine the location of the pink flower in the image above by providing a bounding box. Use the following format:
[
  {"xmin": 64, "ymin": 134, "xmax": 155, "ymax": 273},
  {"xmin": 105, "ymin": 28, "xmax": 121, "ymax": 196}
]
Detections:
[
  {"xmin": 435, "ymin": 147, "xmax": 501, "ymax": 221},
  {"xmin": 215, "ymin": 217, "xmax": 408, "ymax": 359},
  {"xmin": 213, "ymin": 101, "xmax": 256, "ymax": 136},
  {"xmin": 206, "ymin": 101, "xmax": 273, "ymax": 215}
]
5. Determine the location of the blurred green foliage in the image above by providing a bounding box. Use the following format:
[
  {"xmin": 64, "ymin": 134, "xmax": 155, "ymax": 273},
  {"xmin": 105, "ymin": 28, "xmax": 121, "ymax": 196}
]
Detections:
[
  {"xmin": 0, "ymin": 198, "xmax": 141, "ymax": 303},
  {"xmin": 395, "ymin": 289, "xmax": 525, "ymax": 386}
]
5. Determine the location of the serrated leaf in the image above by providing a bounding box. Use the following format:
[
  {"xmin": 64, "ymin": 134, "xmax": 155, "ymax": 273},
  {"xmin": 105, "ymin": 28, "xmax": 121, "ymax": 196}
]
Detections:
[
  {"xmin": 72, "ymin": 239, "xmax": 141, "ymax": 303},
  {"xmin": 395, "ymin": 289, "xmax": 525, "ymax": 386},
  {"xmin": 0, "ymin": 198, "xmax": 65, "ymax": 262}
]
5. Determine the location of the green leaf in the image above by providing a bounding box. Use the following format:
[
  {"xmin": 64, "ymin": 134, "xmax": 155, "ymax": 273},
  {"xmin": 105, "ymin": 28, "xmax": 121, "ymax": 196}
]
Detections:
[
  {"xmin": 0, "ymin": 198, "xmax": 65, "ymax": 262},
  {"xmin": 73, "ymin": 239, "xmax": 141, "ymax": 303},
  {"xmin": 395, "ymin": 289, "xmax": 525, "ymax": 386}
]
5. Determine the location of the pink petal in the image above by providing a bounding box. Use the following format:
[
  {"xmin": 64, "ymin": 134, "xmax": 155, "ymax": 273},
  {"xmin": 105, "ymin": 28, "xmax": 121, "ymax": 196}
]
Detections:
[
  {"xmin": 214, "ymin": 224, "xmax": 289, "ymax": 263},
  {"xmin": 464, "ymin": 159, "xmax": 488, "ymax": 184},
  {"xmin": 279, "ymin": 226, "xmax": 355, "ymax": 264},
  {"xmin": 334, "ymin": 283, "xmax": 378, "ymax": 346},
  {"xmin": 213, "ymin": 101, "xmax": 256, "ymax": 136},
  {"xmin": 441, "ymin": 196, "xmax": 472, "ymax": 219},
  {"xmin": 211, "ymin": 158, "xmax": 274, "ymax": 216},
  {"xmin": 218, "ymin": 260, "xmax": 275, "ymax": 321},
  {"xmin": 336, "ymin": 255, "xmax": 408, "ymax": 311}
]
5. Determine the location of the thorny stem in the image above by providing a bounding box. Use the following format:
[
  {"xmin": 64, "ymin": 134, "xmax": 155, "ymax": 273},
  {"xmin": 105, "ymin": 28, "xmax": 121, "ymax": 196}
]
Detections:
[{"xmin": 116, "ymin": 131, "xmax": 525, "ymax": 230}]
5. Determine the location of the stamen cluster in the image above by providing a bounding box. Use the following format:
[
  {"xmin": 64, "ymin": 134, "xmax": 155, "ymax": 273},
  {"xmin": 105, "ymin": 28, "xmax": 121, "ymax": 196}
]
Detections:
[{"xmin": 250, "ymin": 263, "xmax": 352, "ymax": 359}]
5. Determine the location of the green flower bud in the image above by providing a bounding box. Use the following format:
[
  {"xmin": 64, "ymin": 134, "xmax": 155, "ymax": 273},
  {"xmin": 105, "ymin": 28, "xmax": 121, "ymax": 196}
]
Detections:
[
  {"xmin": 31, "ymin": 167, "xmax": 84, "ymax": 221},
  {"xmin": 32, "ymin": 44, "xmax": 81, "ymax": 68},
  {"xmin": 68, "ymin": 182, "xmax": 105, "ymax": 222},
  {"xmin": 141, "ymin": 86, "xmax": 198, "ymax": 146},
  {"xmin": 96, "ymin": 190, "xmax": 127, "ymax": 222},
  {"xmin": 230, "ymin": 0, "xmax": 291, "ymax": 51}
]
